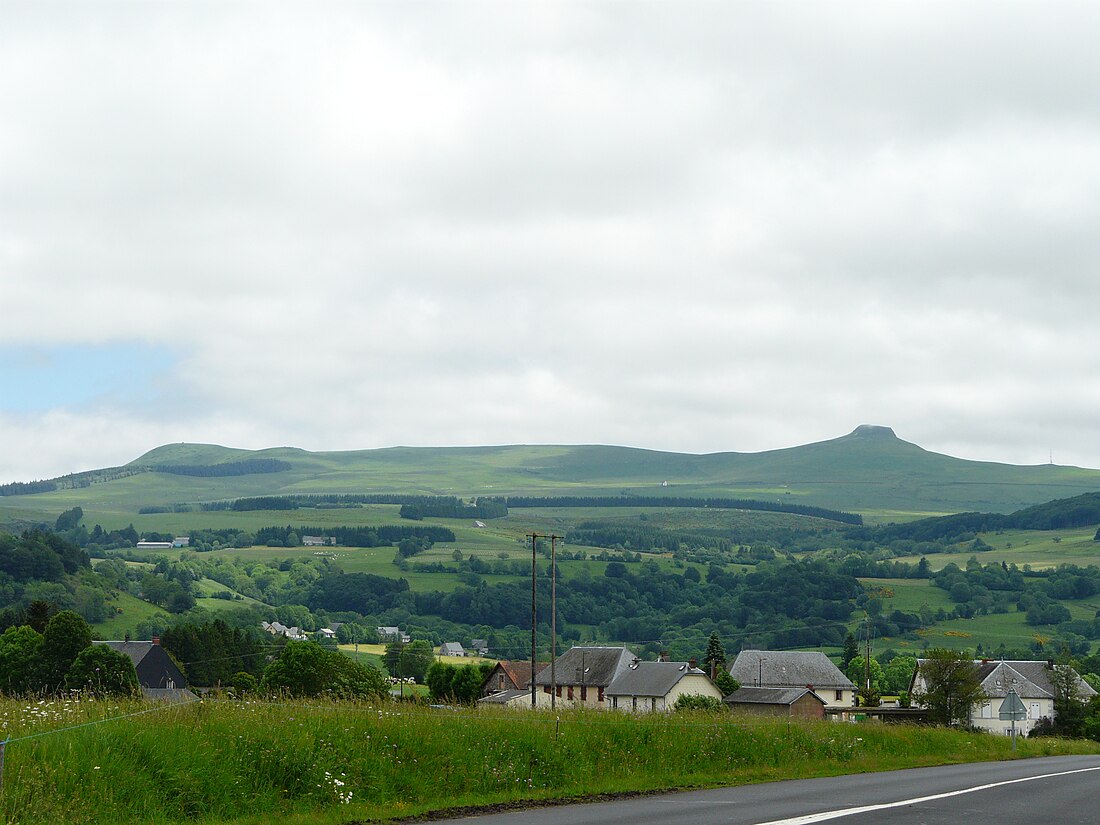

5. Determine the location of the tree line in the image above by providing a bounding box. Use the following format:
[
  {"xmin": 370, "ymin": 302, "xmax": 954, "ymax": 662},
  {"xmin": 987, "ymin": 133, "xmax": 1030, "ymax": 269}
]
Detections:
[
  {"xmin": 149, "ymin": 459, "xmax": 293, "ymax": 477},
  {"xmin": 495, "ymin": 496, "xmax": 863, "ymax": 525}
]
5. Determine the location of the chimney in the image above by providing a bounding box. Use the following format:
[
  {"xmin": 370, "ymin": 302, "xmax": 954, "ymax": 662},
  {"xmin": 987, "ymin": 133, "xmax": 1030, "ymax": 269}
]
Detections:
[
  {"xmin": 152, "ymin": 636, "xmax": 160, "ymax": 646},
  {"xmin": 689, "ymin": 658, "xmax": 697, "ymax": 669},
  {"xmin": 658, "ymin": 651, "xmax": 669, "ymax": 663}
]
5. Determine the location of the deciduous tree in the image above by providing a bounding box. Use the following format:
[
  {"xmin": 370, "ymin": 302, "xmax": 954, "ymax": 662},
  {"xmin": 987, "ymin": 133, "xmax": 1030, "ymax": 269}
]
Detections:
[{"xmin": 912, "ymin": 648, "xmax": 986, "ymax": 726}]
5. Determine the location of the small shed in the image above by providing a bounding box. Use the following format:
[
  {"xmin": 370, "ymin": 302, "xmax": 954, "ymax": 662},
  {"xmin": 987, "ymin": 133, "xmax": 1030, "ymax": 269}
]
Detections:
[{"xmin": 724, "ymin": 686, "xmax": 826, "ymax": 719}]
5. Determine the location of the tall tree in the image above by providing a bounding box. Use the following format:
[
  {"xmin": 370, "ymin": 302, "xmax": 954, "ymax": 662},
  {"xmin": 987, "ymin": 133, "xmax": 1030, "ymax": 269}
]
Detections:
[
  {"xmin": 1049, "ymin": 656, "xmax": 1089, "ymax": 736},
  {"xmin": 0, "ymin": 625, "xmax": 44, "ymax": 694},
  {"xmin": 912, "ymin": 648, "xmax": 986, "ymax": 726},
  {"xmin": 66, "ymin": 645, "xmax": 139, "ymax": 697},
  {"xmin": 40, "ymin": 610, "xmax": 91, "ymax": 691},
  {"xmin": 703, "ymin": 632, "xmax": 727, "ymax": 677},
  {"xmin": 841, "ymin": 633, "xmax": 859, "ymax": 672}
]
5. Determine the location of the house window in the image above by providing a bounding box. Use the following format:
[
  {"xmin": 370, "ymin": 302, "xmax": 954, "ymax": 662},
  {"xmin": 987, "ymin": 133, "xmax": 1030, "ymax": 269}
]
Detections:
[
  {"xmin": 581, "ymin": 686, "xmax": 587, "ymax": 701},
  {"xmin": 556, "ymin": 685, "xmax": 562, "ymax": 698},
  {"xmin": 650, "ymin": 697, "xmax": 657, "ymax": 712},
  {"xmin": 835, "ymin": 690, "xmax": 843, "ymax": 701},
  {"xmin": 567, "ymin": 686, "xmax": 574, "ymax": 700},
  {"xmin": 598, "ymin": 686, "xmax": 605, "ymax": 702},
  {"xmin": 632, "ymin": 696, "xmax": 637, "ymax": 711},
  {"xmin": 499, "ymin": 674, "xmax": 505, "ymax": 690}
]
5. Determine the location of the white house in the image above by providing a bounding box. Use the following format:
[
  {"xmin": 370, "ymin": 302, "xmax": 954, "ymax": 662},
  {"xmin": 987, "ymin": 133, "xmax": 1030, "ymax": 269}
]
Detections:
[
  {"xmin": 439, "ymin": 642, "xmax": 466, "ymax": 657},
  {"xmin": 912, "ymin": 658, "xmax": 1096, "ymax": 736},
  {"xmin": 729, "ymin": 650, "xmax": 856, "ymax": 708},
  {"xmin": 605, "ymin": 661, "xmax": 723, "ymax": 712},
  {"xmin": 533, "ymin": 645, "xmax": 638, "ymax": 708}
]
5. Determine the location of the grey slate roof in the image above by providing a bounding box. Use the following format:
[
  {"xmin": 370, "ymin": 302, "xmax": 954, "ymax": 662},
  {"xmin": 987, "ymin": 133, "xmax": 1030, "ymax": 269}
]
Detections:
[
  {"xmin": 725, "ymin": 686, "xmax": 825, "ymax": 706},
  {"xmin": 730, "ymin": 650, "xmax": 854, "ymax": 690},
  {"xmin": 605, "ymin": 662, "xmax": 709, "ymax": 698},
  {"xmin": 918, "ymin": 659, "xmax": 1096, "ymax": 701},
  {"xmin": 99, "ymin": 640, "xmax": 156, "ymax": 668},
  {"xmin": 534, "ymin": 646, "xmax": 638, "ymax": 688}
]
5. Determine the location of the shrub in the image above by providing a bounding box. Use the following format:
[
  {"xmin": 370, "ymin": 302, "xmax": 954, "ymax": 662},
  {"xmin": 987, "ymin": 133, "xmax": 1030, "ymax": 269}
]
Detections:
[{"xmin": 672, "ymin": 694, "xmax": 725, "ymax": 712}]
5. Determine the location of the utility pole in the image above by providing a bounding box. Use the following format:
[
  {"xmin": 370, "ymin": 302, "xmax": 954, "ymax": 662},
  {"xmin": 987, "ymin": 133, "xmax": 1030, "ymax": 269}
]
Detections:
[
  {"xmin": 864, "ymin": 617, "xmax": 872, "ymax": 696},
  {"xmin": 526, "ymin": 532, "xmax": 562, "ymax": 709},
  {"xmin": 529, "ymin": 532, "xmax": 537, "ymax": 709},
  {"xmin": 550, "ymin": 534, "xmax": 560, "ymax": 710}
]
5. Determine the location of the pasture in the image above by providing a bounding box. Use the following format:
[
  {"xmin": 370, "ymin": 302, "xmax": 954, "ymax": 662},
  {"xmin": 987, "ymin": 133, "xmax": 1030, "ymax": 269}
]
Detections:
[{"xmin": 0, "ymin": 696, "xmax": 1094, "ymax": 825}]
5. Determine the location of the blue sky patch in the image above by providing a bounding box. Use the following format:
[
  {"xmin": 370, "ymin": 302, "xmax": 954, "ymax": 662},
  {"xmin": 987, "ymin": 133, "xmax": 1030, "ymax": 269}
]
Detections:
[{"xmin": 0, "ymin": 343, "xmax": 178, "ymax": 413}]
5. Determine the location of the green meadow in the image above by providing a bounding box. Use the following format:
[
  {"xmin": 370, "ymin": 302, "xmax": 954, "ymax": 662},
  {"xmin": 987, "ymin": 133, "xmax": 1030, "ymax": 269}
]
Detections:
[{"xmin": 1, "ymin": 697, "xmax": 1095, "ymax": 825}]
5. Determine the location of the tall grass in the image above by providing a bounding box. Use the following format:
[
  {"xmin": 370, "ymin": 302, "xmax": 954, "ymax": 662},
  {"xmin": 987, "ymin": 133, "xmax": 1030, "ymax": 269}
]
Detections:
[{"xmin": 0, "ymin": 697, "xmax": 1096, "ymax": 825}]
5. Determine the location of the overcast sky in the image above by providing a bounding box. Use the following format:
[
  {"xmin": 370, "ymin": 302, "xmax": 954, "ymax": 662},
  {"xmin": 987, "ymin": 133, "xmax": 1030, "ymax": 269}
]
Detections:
[{"xmin": 3, "ymin": 1, "xmax": 1100, "ymax": 483}]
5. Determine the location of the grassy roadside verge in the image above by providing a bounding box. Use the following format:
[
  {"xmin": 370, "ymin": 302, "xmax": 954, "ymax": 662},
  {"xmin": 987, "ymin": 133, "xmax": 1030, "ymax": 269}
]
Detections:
[{"xmin": 1, "ymin": 697, "xmax": 1097, "ymax": 825}]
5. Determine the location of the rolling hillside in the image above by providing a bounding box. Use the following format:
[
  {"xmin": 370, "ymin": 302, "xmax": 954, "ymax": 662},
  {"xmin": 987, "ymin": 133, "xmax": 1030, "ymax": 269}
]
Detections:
[{"xmin": 3, "ymin": 425, "xmax": 1100, "ymax": 523}]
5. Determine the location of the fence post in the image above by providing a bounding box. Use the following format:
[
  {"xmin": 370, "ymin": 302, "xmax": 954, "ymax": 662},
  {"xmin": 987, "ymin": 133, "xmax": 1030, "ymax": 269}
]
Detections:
[{"xmin": 0, "ymin": 738, "xmax": 7, "ymax": 796}]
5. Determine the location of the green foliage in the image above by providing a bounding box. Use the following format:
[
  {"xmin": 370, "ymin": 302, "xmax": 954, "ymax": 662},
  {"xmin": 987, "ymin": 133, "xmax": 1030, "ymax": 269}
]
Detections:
[
  {"xmin": 672, "ymin": 693, "xmax": 724, "ymax": 712},
  {"xmin": 55, "ymin": 507, "xmax": 84, "ymax": 532},
  {"xmin": 64, "ymin": 645, "xmax": 139, "ymax": 697},
  {"xmin": 398, "ymin": 640, "xmax": 435, "ymax": 683},
  {"xmin": 912, "ymin": 648, "xmax": 987, "ymax": 726},
  {"xmin": 41, "ymin": 611, "xmax": 92, "ymax": 691},
  {"xmin": 846, "ymin": 656, "xmax": 885, "ymax": 695},
  {"xmin": 261, "ymin": 641, "xmax": 387, "ymax": 699},
  {"xmin": 703, "ymin": 632, "xmax": 726, "ymax": 673},
  {"xmin": 713, "ymin": 671, "xmax": 740, "ymax": 697},
  {"xmin": 841, "ymin": 633, "xmax": 859, "ymax": 671},
  {"xmin": 0, "ymin": 626, "xmax": 44, "ymax": 694},
  {"xmin": 882, "ymin": 656, "xmax": 917, "ymax": 695},
  {"xmin": 159, "ymin": 620, "xmax": 266, "ymax": 686},
  {"xmin": 232, "ymin": 671, "xmax": 257, "ymax": 694},
  {"xmin": 425, "ymin": 661, "xmax": 493, "ymax": 702}
]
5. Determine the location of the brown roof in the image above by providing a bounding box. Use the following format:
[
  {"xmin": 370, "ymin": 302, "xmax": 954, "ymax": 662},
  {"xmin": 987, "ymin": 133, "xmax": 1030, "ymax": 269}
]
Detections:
[{"xmin": 489, "ymin": 660, "xmax": 549, "ymax": 691}]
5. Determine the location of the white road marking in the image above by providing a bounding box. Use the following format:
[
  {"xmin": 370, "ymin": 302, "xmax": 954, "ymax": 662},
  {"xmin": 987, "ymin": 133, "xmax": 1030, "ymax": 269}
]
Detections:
[{"xmin": 752, "ymin": 765, "xmax": 1100, "ymax": 825}]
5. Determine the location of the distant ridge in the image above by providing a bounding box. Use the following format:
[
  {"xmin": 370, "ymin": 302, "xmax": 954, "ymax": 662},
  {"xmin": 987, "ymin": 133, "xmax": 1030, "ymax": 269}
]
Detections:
[{"xmin": 2, "ymin": 427, "xmax": 1100, "ymax": 516}]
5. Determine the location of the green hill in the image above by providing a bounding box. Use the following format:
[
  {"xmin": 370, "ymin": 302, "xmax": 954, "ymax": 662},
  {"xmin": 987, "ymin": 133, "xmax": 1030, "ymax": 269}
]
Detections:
[{"xmin": 3, "ymin": 425, "xmax": 1100, "ymax": 522}]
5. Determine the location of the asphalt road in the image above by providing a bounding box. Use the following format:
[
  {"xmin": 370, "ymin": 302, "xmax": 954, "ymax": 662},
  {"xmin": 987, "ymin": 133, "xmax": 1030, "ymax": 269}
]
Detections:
[{"xmin": 421, "ymin": 755, "xmax": 1100, "ymax": 825}]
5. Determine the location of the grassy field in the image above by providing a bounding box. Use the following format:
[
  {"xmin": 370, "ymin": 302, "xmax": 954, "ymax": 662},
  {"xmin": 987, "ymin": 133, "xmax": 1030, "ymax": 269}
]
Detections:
[
  {"xmin": 0, "ymin": 696, "xmax": 1096, "ymax": 825},
  {"xmin": 856, "ymin": 576, "xmax": 1100, "ymax": 655},
  {"xmin": 894, "ymin": 527, "xmax": 1100, "ymax": 571},
  {"xmin": 92, "ymin": 592, "xmax": 171, "ymax": 639}
]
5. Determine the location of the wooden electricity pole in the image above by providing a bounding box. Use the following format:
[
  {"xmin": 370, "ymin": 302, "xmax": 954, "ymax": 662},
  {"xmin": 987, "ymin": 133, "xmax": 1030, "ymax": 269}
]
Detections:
[{"xmin": 526, "ymin": 532, "xmax": 562, "ymax": 709}]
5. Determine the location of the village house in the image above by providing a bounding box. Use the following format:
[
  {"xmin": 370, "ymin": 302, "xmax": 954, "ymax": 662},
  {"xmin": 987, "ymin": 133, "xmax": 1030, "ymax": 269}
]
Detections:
[
  {"xmin": 377, "ymin": 626, "xmax": 411, "ymax": 644},
  {"xmin": 911, "ymin": 658, "xmax": 1096, "ymax": 736},
  {"xmin": 261, "ymin": 621, "xmax": 308, "ymax": 641},
  {"xmin": 532, "ymin": 645, "xmax": 638, "ymax": 708},
  {"xmin": 469, "ymin": 638, "xmax": 490, "ymax": 656},
  {"xmin": 605, "ymin": 660, "xmax": 723, "ymax": 712},
  {"xmin": 439, "ymin": 642, "xmax": 466, "ymax": 657},
  {"xmin": 95, "ymin": 637, "xmax": 194, "ymax": 701},
  {"xmin": 724, "ymin": 686, "xmax": 827, "ymax": 719},
  {"xmin": 729, "ymin": 650, "xmax": 856, "ymax": 708},
  {"xmin": 480, "ymin": 660, "xmax": 549, "ymax": 697}
]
